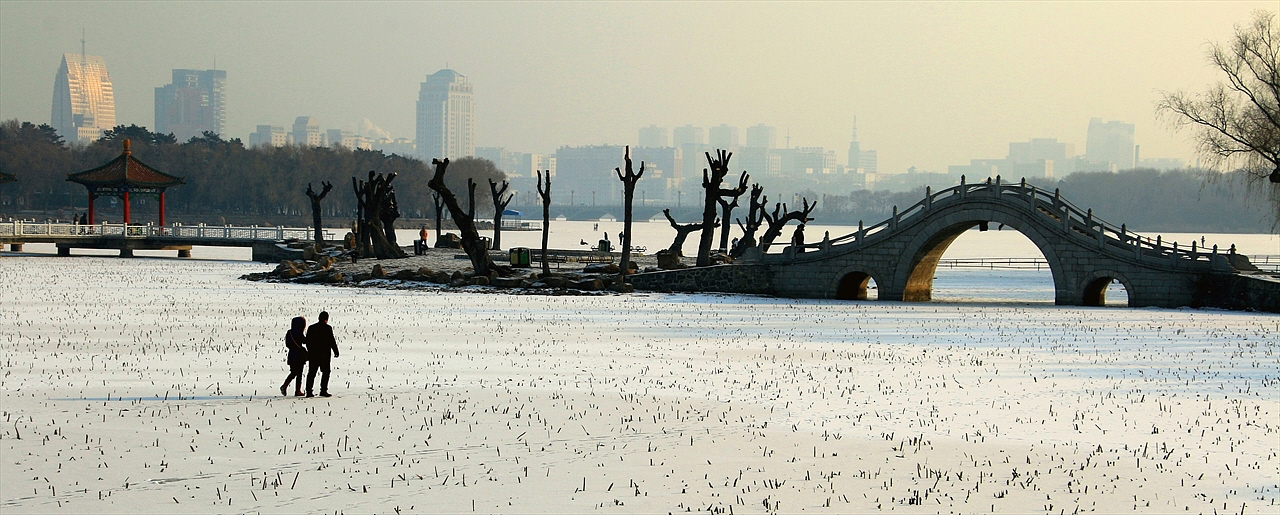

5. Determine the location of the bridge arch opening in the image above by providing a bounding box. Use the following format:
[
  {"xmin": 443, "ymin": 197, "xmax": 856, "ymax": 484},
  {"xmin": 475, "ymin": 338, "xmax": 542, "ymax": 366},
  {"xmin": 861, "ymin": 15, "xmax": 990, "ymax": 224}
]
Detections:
[
  {"xmin": 1081, "ymin": 274, "xmax": 1132, "ymax": 307},
  {"xmin": 836, "ymin": 272, "xmax": 879, "ymax": 300},
  {"xmin": 903, "ymin": 223, "xmax": 1058, "ymax": 304}
]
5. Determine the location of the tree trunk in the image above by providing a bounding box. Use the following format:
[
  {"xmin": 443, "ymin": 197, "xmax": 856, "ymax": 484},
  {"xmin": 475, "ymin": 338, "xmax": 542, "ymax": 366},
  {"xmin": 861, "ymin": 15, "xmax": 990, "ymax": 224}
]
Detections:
[
  {"xmin": 537, "ymin": 170, "xmax": 552, "ymax": 276},
  {"xmin": 306, "ymin": 181, "xmax": 332, "ymax": 248},
  {"xmin": 428, "ymin": 159, "xmax": 494, "ymax": 276},
  {"xmin": 432, "ymin": 192, "xmax": 444, "ymax": 245},
  {"xmin": 489, "ymin": 179, "xmax": 513, "ymax": 251},
  {"xmin": 616, "ymin": 147, "xmax": 644, "ymax": 283},
  {"xmin": 696, "ymin": 150, "xmax": 749, "ymax": 266}
]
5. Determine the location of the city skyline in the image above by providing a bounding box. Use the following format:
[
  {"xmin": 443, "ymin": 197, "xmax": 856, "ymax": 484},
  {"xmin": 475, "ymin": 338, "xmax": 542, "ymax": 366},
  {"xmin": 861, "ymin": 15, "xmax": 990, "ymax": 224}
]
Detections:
[{"xmin": 2, "ymin": 2, "xmax": 1274, "ymax": 175}]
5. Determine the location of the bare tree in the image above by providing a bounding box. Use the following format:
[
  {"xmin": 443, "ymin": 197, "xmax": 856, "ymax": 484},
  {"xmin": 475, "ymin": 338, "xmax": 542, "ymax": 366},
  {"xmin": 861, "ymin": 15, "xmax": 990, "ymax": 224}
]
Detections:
[
  {"xmin": 305, "ymin": 181, "xmax": 333, "ymax": 248},
  {"xmin": 351, "ymin": 171, "xmax": 406, "ymax": 259},
  {"xmin": 731, "ymin": 184, "xmax": 767, "ymax": 258},
  {"xmin": 535, "ymin": 170, "xmax": 550, "ymax": 275},
  {"xmin": 428, "ymin": 158, "xmax": 495, "ymax": 276},
  {"xmin": 696, "ymin": 150, "xmax": 749, "ymax": 266},
  {"xmin": 759, "ymin": 198, "xmax": 815, "ymax": 253},
  {"xmin": 1158, "ymin": 10, "xmax": 1280, "ymax": 216},
  {"xmin": 615, "ymin": 146, "xmax": 645, "ymax": 282},
  {"xmin": 489, "ymin": 178, "xmax": 514, "ymax": 251},
  {"xmin": 664, "ymin": 208, "xmax": 716, "ymax": 255}
]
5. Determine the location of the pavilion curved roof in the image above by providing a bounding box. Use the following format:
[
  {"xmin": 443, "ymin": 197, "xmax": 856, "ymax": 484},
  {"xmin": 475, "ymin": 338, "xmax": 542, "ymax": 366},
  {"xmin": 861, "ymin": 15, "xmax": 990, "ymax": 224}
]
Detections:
[{"xmin": 67, "ymin": 139, "xmax": 184, "ymax": 189}]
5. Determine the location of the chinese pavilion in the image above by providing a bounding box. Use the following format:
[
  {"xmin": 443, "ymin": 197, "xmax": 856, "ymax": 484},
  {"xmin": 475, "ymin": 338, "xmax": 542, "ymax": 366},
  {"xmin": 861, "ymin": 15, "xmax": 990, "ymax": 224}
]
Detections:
[{"xmin": 67, "ymin": 139, "xmax": 183, "ymax": 225}]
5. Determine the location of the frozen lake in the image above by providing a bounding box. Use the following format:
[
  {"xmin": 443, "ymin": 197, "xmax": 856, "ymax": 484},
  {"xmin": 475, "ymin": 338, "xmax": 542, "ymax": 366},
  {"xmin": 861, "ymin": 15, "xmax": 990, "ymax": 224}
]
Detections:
[{"xmin": 0, "ymin": 252, "xmax": 1276, "ymax": 513}]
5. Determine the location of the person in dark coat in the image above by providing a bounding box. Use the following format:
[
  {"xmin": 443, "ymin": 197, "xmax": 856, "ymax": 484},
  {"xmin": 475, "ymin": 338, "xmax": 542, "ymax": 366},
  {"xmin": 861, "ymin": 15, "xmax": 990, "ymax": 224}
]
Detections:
[
  {"xmin": 280, "ymin": 317, "xmax": 307, "ymax": 396},
  {"xmin": 792, "ymin": 224, "xmax": 806, "ymax": 254},
  {"xmin": 305, "ymin": 311, "xmax": 339, "ymax": 397}
]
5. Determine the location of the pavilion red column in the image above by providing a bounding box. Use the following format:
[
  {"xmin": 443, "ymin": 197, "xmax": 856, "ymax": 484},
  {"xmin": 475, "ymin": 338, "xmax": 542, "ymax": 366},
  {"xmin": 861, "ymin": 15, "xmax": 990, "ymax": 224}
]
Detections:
[
  {"xmin": 88, "ymin": 191, "xmax": 96, "ymax": 224},
  {"xmin": 158, "ymin": 191, "xmax": 165, "ymax": 227},
  {"xmin": 123, "ymin": 191, "xmax": 131, "ymax": 224}
]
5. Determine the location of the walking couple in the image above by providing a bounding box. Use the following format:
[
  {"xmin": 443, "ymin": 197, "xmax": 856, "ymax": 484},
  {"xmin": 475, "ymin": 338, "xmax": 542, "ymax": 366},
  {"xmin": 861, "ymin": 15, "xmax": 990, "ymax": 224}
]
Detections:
[{"xmin": 281, "ymin": 311, "xmax": 340, "ymax": 398}]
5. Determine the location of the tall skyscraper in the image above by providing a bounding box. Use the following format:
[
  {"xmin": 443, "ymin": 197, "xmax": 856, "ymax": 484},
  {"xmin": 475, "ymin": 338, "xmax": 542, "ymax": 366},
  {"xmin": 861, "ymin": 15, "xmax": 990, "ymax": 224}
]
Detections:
[
  {"xmin": 709, "ymin": 124, "xmax": 739, "ymax": 149},
  {"xmin": 155, "ymin": 69, "xmax": 226, "ymax": 142},
  {"xmin": 745, "ymin": 124, "xmax": 776, "ymax": 149},
  {"xmin": 416, "ymin": 69, "xmax": 474, "ymax": 160},
  {"xmin": 638, "ymin": 125, "xmax": 668, "ymax": 147},
  {"xmin": 1085, "ymin": 118, "xmax": 1135, "ymax": 171},
  {"xmin": 292, "ymin": 116, "xmax": 321, "ymax": 147},
  {"xmin": 51, "ymin": 52, "xmax": 116, "ymax": 144}
]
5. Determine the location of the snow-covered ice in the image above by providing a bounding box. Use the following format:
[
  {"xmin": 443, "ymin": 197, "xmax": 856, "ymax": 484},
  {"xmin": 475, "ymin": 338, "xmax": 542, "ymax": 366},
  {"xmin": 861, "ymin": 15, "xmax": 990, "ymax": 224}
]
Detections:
[{"xmin": 1, "ymin": 255, "xmax": 1276, "ymax": 513}]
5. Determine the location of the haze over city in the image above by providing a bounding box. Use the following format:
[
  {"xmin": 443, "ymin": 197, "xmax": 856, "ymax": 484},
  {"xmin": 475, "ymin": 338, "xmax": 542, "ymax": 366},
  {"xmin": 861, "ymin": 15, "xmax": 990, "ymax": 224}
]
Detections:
[{"xmin": 1, "ymin": 1, "xmax": 1275, "ymax": 176}]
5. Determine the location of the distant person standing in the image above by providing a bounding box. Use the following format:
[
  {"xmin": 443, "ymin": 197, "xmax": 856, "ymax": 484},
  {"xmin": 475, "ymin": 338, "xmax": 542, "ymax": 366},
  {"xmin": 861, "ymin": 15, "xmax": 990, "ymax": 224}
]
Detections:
[
  {"xmin": 305, "ymin": 311, "xmax": 339, "ymax": 398},
  {"xmin": 792, "ymin": 224, "xmax": 806, "ymax": 254},
  {"xmin": 280, "ymin": 317, "xmax": 308, "ymax": 396}
]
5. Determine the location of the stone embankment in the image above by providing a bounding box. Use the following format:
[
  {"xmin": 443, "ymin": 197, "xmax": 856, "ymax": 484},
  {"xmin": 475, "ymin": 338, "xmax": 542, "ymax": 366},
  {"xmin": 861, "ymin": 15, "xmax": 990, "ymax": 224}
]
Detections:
[{"xmin": 242, "ymin": 245, "xmax": 661, "ymax": 295}]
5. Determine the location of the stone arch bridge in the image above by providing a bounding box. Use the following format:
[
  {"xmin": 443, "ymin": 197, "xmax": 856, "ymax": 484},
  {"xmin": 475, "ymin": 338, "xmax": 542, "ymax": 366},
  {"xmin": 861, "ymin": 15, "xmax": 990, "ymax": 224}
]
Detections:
[{"xmin": 634, "ymin": 177, "xmax": 1271, "ymax": 309}]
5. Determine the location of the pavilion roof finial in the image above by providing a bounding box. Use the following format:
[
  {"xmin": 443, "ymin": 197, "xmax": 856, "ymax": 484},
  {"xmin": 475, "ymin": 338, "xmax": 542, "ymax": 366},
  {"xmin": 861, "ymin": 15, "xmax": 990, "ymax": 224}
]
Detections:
[{"xmin": 123, "ymin": 139, "xmax": 131, "ymax": 155}]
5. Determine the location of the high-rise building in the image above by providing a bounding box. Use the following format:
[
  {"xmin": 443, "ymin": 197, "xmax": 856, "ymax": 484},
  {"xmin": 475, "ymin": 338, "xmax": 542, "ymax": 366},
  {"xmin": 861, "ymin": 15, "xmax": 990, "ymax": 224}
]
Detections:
[
  {"xmin": 709, "ymin": 124, "xmax": 739, "ymax": 149},
  {"xmin": 638, "ymin": 125, "xmax": 668, "ymax": 148},
  {"xmin": 51, "ymin": 52, "xmax": 116, "ymax": 144},
  {"xmin": 416, "ymin": 69, "xmax": 474, "ymax": 160},
  {"xmin": 1085, "ymin": 118, "xmax": 1135, "ymax": 171},
  {"xmin": 249, "ymin": 125, "xmax": 287, "ymax": 148},
  {"xmin": 745, "ymin": 124, "xmax": 776, "ymax": 149},
  {"xmin": 154, "ymin": 69, "xmax": 226, "ymax": 142},
  {"xmin": 672, "ymin": 125, "xmax": 704, "ymax": 147},
  {"xmin": 859, "ymin": 150, "xmax": 878, "ymax": 175},
  {"xmin": 292, "ymin": 117, "xmax": 321, "ymax": 147},
  {"xmin": 554, "ymin": 145, "xmax": 627, "ymax": 205}
]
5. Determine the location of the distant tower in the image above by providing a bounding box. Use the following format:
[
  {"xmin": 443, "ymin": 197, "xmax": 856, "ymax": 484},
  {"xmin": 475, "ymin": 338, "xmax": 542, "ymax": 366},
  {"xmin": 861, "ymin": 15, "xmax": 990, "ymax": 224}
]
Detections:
[
  {"xmin": 416, "ymin": 69, "xmax": 474, "ymax": 160},
  {"xmin": 51, "ymin": 40, "xmax": 116, "ymax": 144},
  {"xmin": 847, "ymin": 117, "xmax": 861, "ymax": 169},
  {"xmin": 155, "ymin": 69, "xmax": 226, "ymax": 142}
]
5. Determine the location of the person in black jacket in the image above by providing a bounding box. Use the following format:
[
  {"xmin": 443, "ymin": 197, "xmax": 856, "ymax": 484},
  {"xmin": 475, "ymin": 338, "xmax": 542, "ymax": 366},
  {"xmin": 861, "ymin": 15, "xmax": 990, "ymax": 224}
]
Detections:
[
  {"xmin": 305, "ymin": 311, "xmax": 339, "ymax": 397},
  {"xmin": 280, "ymin": 317, "xmax": 307, "ymax": 396}
]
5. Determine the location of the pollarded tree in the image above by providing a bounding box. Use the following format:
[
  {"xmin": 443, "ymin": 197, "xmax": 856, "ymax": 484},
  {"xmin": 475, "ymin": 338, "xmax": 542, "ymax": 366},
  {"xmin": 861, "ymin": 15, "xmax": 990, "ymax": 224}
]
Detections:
[
  {"xmin": 536, "ymin": 170, "xmax": 552, "ymax": 276},
  {"xmin": 731, "ymin": 184, "xmax": 767, "ymax": 258},
  {"xmin": 696, "ymin": 150, "xmax": 748, "ymax": 266},
  {"xmin": 615, "ymin": 146, "xmax": 644, "ymax": 282},
  {"xmin": 305, "ymin": 181, "xmax": 333, "ymax": 248},
  {"xmin": 759, "ymin": 198, "xmax": 815, "ymax": 253},
  {"xmin": 428, "ymin": 158, "xmax": 495, "ymax": 277},
  {"xmin": 1158, "ymin": 10, "xmax": 1280, "ymax": 218},
  {"xmin": 489, "ymin": 178, "xmax": 514, "ymax": 251},
  {"xmin": 351, "ymin": 171, "xmax": 406, "ymax": 259}
]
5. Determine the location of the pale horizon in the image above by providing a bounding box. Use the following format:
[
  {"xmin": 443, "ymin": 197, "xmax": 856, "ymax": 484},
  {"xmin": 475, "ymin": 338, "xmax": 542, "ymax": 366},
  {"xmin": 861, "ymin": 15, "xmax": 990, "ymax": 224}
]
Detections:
[{"xmin": 1, "ymin": 1, "xmax": 1275, "ymax": 176}]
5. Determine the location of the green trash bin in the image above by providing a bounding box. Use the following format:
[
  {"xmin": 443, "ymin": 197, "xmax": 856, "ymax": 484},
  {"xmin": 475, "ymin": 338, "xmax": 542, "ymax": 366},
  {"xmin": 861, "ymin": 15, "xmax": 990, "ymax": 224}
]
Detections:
[{"xmin": 510, "ymin": 247, "xmax": 531, "ymax": 267}]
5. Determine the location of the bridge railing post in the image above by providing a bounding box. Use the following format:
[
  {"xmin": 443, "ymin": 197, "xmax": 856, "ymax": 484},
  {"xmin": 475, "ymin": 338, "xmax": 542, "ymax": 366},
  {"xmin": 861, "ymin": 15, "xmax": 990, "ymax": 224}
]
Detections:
[
  {"xmin": 857, "ymin": 221, "xmax": 864, "ymax": 246},
  {"xmin": 959, "ymin": 175, "xmax": 967, "ymax": 200},
  {"xmin": 993, "ymin": 175, "xmax": 1001, "ymax": 196},
  {"xmin": 890, "ymin": 206, "xmax": 898, "ymax": 231},
  {"xmin": 925, "ymin": 186, "xmax": 932, "ymax": 211}
]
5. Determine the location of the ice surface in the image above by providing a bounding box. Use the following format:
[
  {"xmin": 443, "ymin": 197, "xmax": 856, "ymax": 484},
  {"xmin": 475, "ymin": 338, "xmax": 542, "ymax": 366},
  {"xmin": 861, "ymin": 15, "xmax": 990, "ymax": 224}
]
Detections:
[{"xmin": 1, "ymin": 256, "xmax": 1276, "ymax": 513}]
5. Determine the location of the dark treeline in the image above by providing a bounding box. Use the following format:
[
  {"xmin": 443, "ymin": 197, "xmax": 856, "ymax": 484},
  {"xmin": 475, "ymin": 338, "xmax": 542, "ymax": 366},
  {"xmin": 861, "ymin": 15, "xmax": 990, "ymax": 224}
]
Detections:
[
  {"xmin": 817, "ymin": 169, "xmax": 1276, "ymax": 233},
  {"xmin": 0, "ymin": 120, "xmax": 504, "ymax": 225}
]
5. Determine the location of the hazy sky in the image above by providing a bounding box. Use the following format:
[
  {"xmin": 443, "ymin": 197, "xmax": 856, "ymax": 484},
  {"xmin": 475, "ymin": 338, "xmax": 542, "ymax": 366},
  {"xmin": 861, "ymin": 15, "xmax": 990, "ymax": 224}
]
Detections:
[{"xmin": 2, "ymin": 2, "xmax": 1275, "ymax": 176}]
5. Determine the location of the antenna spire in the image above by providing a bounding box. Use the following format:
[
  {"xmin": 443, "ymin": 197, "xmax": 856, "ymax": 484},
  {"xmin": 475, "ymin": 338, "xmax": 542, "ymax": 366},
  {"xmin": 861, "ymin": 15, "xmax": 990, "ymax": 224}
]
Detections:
[{"xmin": 80, "ymin": 28, "xmax": 86, "ymax": 62}]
